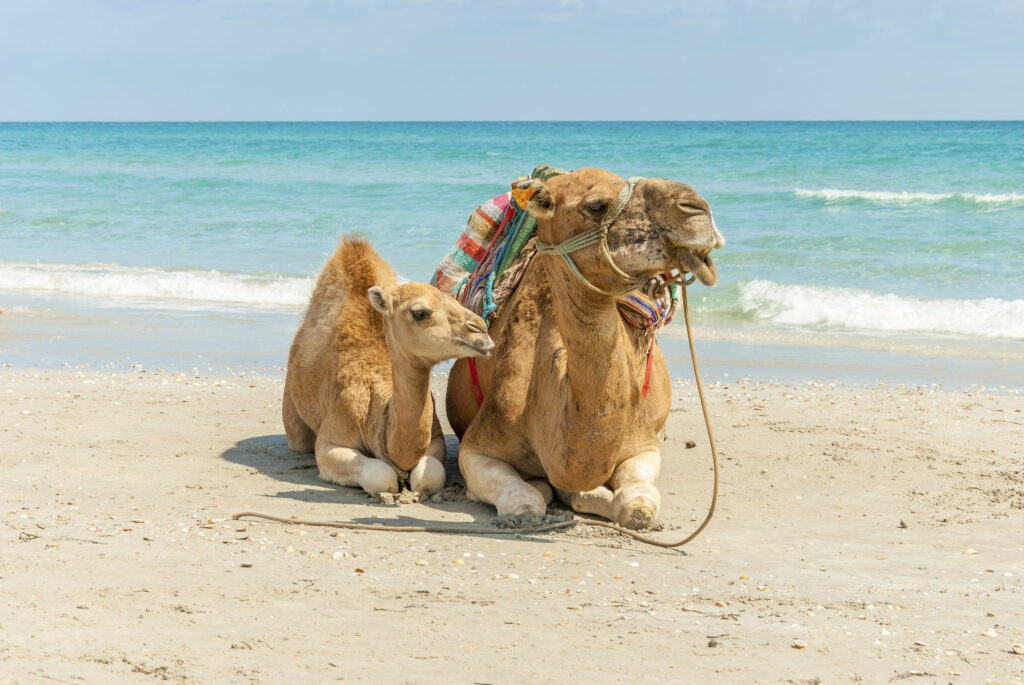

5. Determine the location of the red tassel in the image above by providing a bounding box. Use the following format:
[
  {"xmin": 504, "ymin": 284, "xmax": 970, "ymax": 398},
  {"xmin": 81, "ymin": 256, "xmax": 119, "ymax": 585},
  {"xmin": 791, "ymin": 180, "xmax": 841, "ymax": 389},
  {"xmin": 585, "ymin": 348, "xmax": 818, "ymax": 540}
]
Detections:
[
  {"xmin": 468, "ymin": 358, "xmax": 484, "ymax": 407},
  {"xmin": 641, "ymin": 341, "xmax": 655, "ymax": 400}
]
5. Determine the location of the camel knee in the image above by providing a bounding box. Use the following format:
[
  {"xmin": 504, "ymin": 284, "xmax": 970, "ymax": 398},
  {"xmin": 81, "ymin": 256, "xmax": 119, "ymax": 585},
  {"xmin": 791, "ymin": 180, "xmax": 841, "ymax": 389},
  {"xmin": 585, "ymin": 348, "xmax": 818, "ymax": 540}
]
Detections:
[
  {"xmin": 460, "ymin": 450, "xmax": 544, "ymax": 516},
  {"xmin": 409, "ymin": 456, "xmax": 445, "ymax": 496}
]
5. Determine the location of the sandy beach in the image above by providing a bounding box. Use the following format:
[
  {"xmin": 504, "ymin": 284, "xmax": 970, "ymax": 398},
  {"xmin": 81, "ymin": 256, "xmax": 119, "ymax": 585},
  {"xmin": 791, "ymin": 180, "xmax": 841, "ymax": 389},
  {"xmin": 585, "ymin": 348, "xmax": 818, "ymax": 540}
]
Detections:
[
  {"xmin": 4, "ymin": 0, "xmax": 1024, "ymax": 679},
  {"xmin": 2, "ymin": 366, "xmax": 1022, "ymax": 683}
]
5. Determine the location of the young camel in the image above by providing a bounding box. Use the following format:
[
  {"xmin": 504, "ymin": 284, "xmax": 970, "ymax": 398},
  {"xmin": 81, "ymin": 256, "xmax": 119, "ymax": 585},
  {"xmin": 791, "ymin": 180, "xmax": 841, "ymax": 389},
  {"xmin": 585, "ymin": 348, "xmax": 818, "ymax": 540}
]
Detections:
[
  {"xmin": 283, "ymin": 237, "xmax": 493, "ymax": 498},
  {"xmin": 446, "ymin": 169, "xmax": 724, "ymax": 529}
]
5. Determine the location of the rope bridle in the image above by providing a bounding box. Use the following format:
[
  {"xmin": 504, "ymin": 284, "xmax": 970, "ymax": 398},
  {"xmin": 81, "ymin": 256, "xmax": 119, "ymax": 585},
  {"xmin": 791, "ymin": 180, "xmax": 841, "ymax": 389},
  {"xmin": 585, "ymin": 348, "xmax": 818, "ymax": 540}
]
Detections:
[
  {"xmin": 532, "ymin": 174, "xmax": 697, "ymax": 334},
  {"xmin": 534, "ymin": 176, "xmax": 645, "ymax": 297}
]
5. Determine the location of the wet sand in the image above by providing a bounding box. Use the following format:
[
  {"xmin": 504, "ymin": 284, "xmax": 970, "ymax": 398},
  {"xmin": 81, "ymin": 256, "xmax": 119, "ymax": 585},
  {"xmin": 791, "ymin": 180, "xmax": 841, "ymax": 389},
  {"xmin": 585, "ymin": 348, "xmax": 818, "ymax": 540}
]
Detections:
[{"xmin": 2, "ymin": 368, "xmax": 1023, "ymax": 683}]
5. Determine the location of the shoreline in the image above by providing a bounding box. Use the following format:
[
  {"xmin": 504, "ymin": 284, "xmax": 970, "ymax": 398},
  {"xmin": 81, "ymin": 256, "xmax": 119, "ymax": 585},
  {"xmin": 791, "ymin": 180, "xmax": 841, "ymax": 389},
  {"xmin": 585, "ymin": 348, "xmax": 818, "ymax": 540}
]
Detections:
[
  {"xmin": 3, "ymin": 293, "xmax": 1023, "ymax": 392},
  {"xmin": 4, "ymin": 359, "xmax": 1021, "ymax": 397},
  {"xmin": 2, "ymin": 367, "xmax": 1022, "ymax": 682}
]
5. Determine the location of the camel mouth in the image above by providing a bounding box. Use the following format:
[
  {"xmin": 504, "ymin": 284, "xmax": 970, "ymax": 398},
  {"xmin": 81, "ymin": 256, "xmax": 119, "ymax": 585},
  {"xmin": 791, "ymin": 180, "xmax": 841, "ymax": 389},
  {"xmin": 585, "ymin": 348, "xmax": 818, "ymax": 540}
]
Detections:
[
  {"xmin": 458, "ymin": 337, "xmax": 494, "ymax": 357},
  {"xmin": 676, "ymin": 248, "xmax": 718, "ymax": 287}
]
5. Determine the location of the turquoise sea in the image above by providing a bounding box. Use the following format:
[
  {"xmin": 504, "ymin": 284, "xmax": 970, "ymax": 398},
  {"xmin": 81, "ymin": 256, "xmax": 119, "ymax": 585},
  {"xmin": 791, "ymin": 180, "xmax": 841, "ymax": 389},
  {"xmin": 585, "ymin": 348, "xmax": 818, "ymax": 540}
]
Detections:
[{"xmin": 1, "ymin": 122, "xmax": 1022, "ymax": 387}]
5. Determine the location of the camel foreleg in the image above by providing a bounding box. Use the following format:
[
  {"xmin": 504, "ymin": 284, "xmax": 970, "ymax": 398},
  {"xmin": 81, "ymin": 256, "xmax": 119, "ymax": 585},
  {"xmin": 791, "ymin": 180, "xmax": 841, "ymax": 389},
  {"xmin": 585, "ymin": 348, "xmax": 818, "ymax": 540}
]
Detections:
[
  {"xmin": 459, "ymin": 450, "xmax": 552, "ymax": 517},
  {"xmin": 555, "ymin": 450, "xmax": 661, "ymax": 530},
  {"xmin": 407, "ymin": 414, "xmax": 447, "ymax": 497},
  {"xmin": 555, "ymin": 486, "xmax": 616, "ymax": 521},
  {"xmin": 609, "ymin": 449, "xmax": 661, "ymax": 530},
  {"xmin": 315, "ymin": 439, "xmax": 399, "ymax": 497}
]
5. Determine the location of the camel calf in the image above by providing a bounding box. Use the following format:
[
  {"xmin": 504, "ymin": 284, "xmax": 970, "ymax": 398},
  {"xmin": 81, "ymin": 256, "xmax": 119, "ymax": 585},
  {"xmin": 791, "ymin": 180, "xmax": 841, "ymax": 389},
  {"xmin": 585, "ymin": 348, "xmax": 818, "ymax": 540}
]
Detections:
[{"xmin": 283, "ymin": 237, "xmax": 493, "ymax": 497}]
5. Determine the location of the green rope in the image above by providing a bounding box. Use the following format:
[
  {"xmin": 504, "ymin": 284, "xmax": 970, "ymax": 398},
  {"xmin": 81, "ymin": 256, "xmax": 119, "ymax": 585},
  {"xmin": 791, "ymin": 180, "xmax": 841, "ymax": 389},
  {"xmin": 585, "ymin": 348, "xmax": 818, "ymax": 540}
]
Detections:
[{"xmin": 535, "ymin": 176, "xmax": 644, "ymax": 297}]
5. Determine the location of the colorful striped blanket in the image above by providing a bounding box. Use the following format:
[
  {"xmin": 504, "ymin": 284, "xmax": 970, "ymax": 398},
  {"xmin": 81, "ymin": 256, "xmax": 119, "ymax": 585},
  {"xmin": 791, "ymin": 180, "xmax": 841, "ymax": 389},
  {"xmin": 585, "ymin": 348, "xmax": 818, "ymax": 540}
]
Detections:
[{"xmin": 430, "ymin": 165, "xmax": 678, "ymax": 338}]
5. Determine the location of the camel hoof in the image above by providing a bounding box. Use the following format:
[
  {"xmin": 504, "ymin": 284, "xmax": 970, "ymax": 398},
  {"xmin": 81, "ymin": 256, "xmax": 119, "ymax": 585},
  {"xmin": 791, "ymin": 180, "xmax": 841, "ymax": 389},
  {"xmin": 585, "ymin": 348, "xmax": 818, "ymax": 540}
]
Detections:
[
  {"xmin": 358, "ymin": 460, "xmax": 399, "ymax": 497},
  {"xmin": 615, "ymin": 485, "xmax": 660, "ymax": 530},
  {"xmin": 618, "ymin": 503, "xmax": 657, "ymax": 530},
  {"xmin": 495, "ymin": 485, "xmax": 546, "ymax": 517},
  {"xmin": 409, "ymin": 456, "xmax": 445, "ymax": 496}
]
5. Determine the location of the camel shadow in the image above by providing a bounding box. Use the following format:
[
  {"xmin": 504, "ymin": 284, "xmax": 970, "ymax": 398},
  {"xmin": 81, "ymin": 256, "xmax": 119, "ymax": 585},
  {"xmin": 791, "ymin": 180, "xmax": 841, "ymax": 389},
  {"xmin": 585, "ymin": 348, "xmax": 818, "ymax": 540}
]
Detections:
[
  {"xmin": 220, "ymin": 433, "xmax": 502, "ymax": 522},
  {"xmin": 221, "ymin": 433, "xmax": 323, "ymax": 490},
  {"xmin": 220, "ymin": 435, "xmax": 673, "ymax": 550},
  {"xmin": 287, "ymin": 512, "xmax": 561, "ymax": 544}
]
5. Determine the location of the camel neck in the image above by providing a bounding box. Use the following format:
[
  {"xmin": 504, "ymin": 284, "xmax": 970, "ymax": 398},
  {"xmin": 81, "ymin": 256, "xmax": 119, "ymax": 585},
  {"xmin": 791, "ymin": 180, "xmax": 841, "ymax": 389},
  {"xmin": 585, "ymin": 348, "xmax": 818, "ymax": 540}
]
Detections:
[
  {"xmin": 381, "ymin": 343, "xmax": 434, "ymax": 470},
  {"xmin": 540, "ymin": 256, "xmax": 634, "ymax": 408}
]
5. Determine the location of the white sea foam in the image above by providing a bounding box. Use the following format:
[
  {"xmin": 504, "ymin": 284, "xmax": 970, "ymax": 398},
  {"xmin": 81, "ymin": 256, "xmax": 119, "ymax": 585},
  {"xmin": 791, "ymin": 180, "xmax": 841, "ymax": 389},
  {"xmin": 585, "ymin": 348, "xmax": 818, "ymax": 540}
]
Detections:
[
  {"xmin": 794, "ymin": 188, "xmax": 1024, "ymax": 206},
  {"xmin": 0, "ymin": 261, "xmax": 313, "ymax": 308},
  {"xmin": 738, "ymin": 280, "xmax": 1024, "ymax": 340}
]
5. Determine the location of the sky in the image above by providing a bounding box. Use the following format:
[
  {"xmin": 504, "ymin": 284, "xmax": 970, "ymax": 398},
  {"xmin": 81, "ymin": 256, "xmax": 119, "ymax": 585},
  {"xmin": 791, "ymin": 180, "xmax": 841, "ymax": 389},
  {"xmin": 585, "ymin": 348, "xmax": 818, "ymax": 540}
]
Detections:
[{"xmin": 2, "ymin": 0, "xmax": 1023, "ymax": 121}]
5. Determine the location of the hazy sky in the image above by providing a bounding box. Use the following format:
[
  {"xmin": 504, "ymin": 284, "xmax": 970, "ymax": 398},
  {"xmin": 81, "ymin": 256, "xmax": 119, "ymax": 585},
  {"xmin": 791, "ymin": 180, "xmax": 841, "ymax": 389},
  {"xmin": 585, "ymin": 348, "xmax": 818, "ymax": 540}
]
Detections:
[{"xmin": 3, "ymin": 0, "xmax": 1022, "ymax": 120}]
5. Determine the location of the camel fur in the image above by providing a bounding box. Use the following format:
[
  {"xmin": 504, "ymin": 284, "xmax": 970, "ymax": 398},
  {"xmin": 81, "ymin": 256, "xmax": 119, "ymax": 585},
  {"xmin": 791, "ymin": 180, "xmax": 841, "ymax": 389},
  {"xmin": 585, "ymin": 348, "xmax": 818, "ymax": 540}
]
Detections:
[
  {"xmin": 284, "ymin": 237, "xmax": 493, "ymax": 497},
  {"xmin": 446, "ymin": 169, "xmax": 724, "ymax": 529}
]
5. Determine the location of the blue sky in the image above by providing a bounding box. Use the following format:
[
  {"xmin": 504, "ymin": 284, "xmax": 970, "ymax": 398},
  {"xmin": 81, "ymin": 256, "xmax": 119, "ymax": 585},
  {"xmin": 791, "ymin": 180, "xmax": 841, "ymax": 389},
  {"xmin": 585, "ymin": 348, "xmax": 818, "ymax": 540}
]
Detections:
[{"xmin": 3, "ymin": 0, "xmax": 1022, "ymax": 120}]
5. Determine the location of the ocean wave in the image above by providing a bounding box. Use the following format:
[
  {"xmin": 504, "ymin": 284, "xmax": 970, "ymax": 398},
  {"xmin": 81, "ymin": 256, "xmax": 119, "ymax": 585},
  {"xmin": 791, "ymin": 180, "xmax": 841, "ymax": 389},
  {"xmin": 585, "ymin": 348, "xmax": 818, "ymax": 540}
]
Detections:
[
  {"xmin": 737, "ymin": 280, "xmax": 1024, "ymax": 340},
  {"xmin": 0, "ymin": 261, "xmax": 313, "ymax": 308},
  {"xmin": 794, "ymin": 188, "xmax": 1024, "ymax": 207}
]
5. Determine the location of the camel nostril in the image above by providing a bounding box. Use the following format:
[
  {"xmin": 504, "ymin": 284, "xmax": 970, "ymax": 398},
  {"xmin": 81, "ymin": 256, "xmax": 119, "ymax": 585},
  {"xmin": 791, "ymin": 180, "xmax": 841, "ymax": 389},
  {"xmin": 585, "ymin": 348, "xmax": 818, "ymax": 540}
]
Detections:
[{"xmin": 677, "ymin": 202, "xmax": 705, "ymax": 216}]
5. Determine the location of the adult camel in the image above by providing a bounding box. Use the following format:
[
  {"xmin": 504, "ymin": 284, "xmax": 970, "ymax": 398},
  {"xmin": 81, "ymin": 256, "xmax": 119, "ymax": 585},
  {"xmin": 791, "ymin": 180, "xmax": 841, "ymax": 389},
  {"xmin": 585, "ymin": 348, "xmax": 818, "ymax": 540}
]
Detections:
[{"xmin": 446, "ymin": 168, "xmax": 724, "ymax": 529}]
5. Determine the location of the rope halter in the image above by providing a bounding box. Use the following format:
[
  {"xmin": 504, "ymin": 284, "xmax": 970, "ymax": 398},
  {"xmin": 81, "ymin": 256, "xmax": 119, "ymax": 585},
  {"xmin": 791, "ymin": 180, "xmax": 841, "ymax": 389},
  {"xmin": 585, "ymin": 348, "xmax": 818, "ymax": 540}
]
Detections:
[{"xmin": 535, "ymin": 176, "xmax": 646, "ymax": 297}]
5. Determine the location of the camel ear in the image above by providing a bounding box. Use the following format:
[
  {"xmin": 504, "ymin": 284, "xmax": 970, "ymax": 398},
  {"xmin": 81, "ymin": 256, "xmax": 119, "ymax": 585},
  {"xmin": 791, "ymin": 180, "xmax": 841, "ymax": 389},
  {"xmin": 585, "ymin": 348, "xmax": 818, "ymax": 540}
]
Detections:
[
  {"xmin": 367, "ymin": 286, "xmax": 394, "ymax": 314},
  {"xmin": 513, "ymin": 178, "xmax": 555, "ymax": 219}
]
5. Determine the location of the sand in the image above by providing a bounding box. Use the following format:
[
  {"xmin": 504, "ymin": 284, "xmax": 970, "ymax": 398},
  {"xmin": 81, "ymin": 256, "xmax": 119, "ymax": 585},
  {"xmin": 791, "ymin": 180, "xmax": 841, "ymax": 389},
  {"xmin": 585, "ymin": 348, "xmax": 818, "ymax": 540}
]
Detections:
[{"xmin": 2, "ymin": 367, "xmax": 1023, "ymax": 684}]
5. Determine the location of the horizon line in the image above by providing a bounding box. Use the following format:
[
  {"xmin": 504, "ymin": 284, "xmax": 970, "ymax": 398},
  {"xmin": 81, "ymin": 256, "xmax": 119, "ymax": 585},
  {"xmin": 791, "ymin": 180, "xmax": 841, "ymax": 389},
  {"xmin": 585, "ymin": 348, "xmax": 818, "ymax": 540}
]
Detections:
[{"xmin": 1, "ymin": 119, "xmax": 1023, "ymax": 124}]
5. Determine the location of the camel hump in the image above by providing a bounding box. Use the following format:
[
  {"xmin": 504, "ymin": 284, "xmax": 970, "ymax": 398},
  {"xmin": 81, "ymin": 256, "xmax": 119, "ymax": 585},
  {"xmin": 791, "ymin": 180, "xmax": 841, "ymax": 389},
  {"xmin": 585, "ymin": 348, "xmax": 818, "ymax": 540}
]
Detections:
[{"xmin": 320, "ymin": 235, "xmax": 398, "ymax": 297}]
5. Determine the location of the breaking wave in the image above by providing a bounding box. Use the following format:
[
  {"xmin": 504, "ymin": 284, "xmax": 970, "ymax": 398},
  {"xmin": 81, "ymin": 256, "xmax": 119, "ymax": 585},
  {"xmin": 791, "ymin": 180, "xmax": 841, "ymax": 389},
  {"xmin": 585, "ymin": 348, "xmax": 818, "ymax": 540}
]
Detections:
[
  {"xmin": 0, "ymin": 260, "xmax": 313, "ymax": 308},
  {"xmin": 794, "ymin": 188, "xmax": 1024, "ymax": 207},
  {"xmin": 736, "ymin": 280, "xmax": 1024, "ymax": 340}
]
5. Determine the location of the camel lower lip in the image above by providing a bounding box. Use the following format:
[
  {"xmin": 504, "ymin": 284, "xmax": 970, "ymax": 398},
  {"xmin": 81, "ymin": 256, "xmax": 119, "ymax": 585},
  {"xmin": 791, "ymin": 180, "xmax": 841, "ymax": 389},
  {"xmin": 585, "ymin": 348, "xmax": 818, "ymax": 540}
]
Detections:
[{"xmin": 677, "ymin": 249, "xmax": 718, "ymax": 286}]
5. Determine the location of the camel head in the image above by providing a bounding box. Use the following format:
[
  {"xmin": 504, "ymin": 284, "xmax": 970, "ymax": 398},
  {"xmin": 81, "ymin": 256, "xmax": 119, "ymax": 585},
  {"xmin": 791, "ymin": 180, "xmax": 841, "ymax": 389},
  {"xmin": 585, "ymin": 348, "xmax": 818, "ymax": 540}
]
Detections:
[
  {"xmin": 367, "ymin": 283, "xmax": 493, "ymax": 365},
  {"xmin": 519, "ymin": 168, "xmax": 725, "ymax": 289}
]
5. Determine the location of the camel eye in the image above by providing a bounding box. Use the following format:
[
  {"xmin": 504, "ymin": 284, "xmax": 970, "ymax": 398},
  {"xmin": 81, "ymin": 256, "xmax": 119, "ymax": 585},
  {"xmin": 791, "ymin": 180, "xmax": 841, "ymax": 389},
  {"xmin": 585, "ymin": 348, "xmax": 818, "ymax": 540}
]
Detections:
[
  {"xmin": 410, "ymin": 308, "xmax": 431, "ymax": 322},
  {"xmin": 586, "ymin": 200, "xmax": 608, "ymax": 214}
]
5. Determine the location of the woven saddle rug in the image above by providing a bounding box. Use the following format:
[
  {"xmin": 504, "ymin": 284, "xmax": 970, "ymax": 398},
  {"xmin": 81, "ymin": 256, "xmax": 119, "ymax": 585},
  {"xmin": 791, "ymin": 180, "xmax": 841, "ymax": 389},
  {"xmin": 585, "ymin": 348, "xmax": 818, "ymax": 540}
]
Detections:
[{"xmin": 430, "ymin": 165, "xmax": 678, "ymax": 345}]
